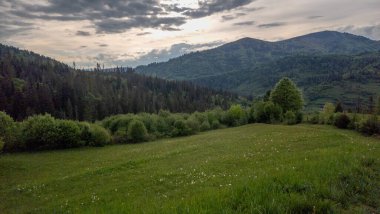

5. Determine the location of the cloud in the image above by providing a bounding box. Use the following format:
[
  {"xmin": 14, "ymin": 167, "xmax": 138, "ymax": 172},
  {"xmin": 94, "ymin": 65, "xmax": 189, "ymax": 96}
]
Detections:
[
  {"xmin": 221, "ymin": 12, "xmax": 246, "ymax": 21},
  {"xmin": 76, "ymin": 31, "xmax": 91, "ymax": 36},
  {"xmin": 122, "ymin": 41, "xmax": 225, "ymax": 67},
  {"xmin": 136, "ymin": 32, "xmax": 152, "ymax": 36},
  {"xmin": 258, "ymin": 22, "xmax": 287, "ymax": 28},
  {"xmin": 99, "ymin": 44, "xmax": 108, "ymax": 47},
  {"xmin": 181, "ymin": 0, "xmax": 255, "ymax": 18},
  {"xmin": 337, "ymin": 24, "xmax": 380, "ymax": 40},
  {"xmin": 2, "ymin": 0, "xmax": 257, "ymax": 36},
  {"xmin": 94, "ymin": 16, "xmax": 186, "ymax": 33},
  {"xmin": 308, "ymin": 15, "xmax": 323, "ymax": 20},
  {"xmin": 233, "ymin": 21, "xmax": 255, "ymax": 26}
]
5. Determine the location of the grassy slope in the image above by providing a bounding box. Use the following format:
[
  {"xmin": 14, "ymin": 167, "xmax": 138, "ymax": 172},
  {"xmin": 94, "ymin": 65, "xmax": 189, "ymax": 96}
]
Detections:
[{"xmin": 0, "ymin": 124, "xmax": 379, "ymax": 213}]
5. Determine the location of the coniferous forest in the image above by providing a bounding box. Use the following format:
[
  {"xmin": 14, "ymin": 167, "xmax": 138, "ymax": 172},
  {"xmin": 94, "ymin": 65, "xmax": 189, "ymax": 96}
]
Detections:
[{"xmin": 0, "ymin": 44, "xmax": 237, "ymax": 121}]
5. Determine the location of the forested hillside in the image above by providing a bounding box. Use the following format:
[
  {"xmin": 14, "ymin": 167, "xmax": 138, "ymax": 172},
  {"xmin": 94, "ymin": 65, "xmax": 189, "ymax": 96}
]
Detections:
[
  {"xmin": 0, "ymin": 44, "xmax": 237, "ymax": 121},
  {"xmin": 136, "ymin": 31, "xmax": 380, "ymax": 110},
  {"xmin": 194, "ymin": 52, "xmax": 380, "ymax": 110}
]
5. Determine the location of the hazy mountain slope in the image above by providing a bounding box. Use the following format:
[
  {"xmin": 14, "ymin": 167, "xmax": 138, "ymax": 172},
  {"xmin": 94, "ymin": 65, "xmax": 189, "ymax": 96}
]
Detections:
[
  {"xmin": 194, "ymin": 52, "xmax": 380, "ymax": 110},
  {"xmin": 136, "ymin": 31, "xmax": 380, "ymax": 110},
  {"xmin": 136, "ymin": 31, "xmax": 380, "ymax": 80}
]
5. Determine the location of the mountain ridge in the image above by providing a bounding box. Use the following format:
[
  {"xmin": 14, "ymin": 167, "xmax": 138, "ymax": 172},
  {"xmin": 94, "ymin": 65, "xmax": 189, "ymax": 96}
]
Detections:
[{"xmin": 136, "ymin": 31, "xmax": 380, "ymax": 110}]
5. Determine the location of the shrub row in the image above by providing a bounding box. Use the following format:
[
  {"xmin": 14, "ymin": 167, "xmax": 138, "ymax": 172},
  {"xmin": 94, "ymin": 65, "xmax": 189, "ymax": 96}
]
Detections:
[
  {"xmin": 101, "ymin": 103, "xmax": 303, "ymax": 144},
  {"xmin": 305, "ymin": 106, "xmax": 380, "ymax": 136},
  {"xmin": 0, "ymin": 113, "xmax": 110, "ymax": 152},
  {"xmin": 1, "ymin": 102, "xmax": 303, "ymax": 152}
]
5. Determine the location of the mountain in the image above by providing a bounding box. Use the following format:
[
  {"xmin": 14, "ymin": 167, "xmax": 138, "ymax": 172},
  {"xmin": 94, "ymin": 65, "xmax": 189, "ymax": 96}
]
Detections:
[
  {"xmin": 0, "ymin": 44, "xmax": 238, "ymax": 121},
  {"xmin": 136, "ymin": 31, "xmax": 380, "ymax": 110}
]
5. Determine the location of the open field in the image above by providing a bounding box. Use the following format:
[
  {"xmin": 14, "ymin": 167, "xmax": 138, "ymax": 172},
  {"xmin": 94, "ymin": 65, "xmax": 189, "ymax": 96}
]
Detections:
[{"xmin": 1, "ymin": 124, "xmax": 379, "ymax": 213}]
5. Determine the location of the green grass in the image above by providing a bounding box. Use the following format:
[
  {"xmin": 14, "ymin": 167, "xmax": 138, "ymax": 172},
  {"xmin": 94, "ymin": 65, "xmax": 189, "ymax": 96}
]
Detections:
[{"xmin": 0, "ymin": 124, "xmax": 379, "ymax": 213}]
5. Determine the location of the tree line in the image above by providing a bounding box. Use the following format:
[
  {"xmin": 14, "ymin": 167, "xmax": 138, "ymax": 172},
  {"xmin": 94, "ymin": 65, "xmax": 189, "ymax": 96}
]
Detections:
[
  {"xmin": 0, "ymin": 78, "xmax": 305, "ymax": 152},
  {"xmin": 0, "ymin": 44, "xmax": 238, "ymax": 121}
]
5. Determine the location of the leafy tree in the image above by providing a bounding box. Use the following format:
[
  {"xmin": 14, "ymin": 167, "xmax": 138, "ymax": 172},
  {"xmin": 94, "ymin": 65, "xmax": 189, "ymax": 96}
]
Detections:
[
  {"xmin": 127, "ymin": 120, "xmax": 148, "ymax": 143},
  {"xmin": 321, "ymin": 102, "xmax": 335, "ymax": 124},
  {"xmin": 270, "ymin": 77, "xmax": 304, "ymax": 112}
]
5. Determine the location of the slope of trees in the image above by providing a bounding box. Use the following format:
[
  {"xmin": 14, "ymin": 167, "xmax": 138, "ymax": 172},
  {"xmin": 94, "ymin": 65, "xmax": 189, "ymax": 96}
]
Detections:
[{"xmin": 0, "ymin": 44, "xmax": 238, "ymax": 121}]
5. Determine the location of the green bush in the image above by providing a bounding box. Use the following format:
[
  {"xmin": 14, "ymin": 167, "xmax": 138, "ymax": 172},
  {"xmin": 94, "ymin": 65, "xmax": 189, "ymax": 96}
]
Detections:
[
  {"xmin": 254, "ymin": 101, "xmax": 282, "ymax": 123},
  {"xmin": 113, "ymin": 128, "xmax": 128, "ymax": 144},
  {"xmin": 21, "ymin": 114, "xmax": 59, "ymax": 151},
  {"xmin": 172, "ymin": 120, "xmax": 191, "ymax": 136},
  {"xmin": 55, "ymin": 120, "xmax": 82, "ymax": 148},
  {"xmin": 108, "ymin": 114, "xmax": 135, "ymax": 134},
  {"xmin": 0, "ymin": 138, "xmax": 4, "ymax": 153},
  {"xmin": 225, "ymin": 105, "xmax": 247, "ymax": 126},
  {"xmin": 295, "ymin": 112, "xmax": 303, "ymax": 124},
  {"xmin": 139, "ymin": 113, "xmax": 158, "ymax": 133},
  {"xmin": 88, "ymin": 124, "xmax": 111, "ymax": 147},
  {"xmin": 200, "ymin": 120, "xmax": 211, "ymax": 131},
  {"xmin": 211, "ymin": 120, "xmax": 221, "ymax": 129},
  {"xmin": 284, "ymin": 111, "xmax": 296, "ymax": 125},
  {"xmin": 0, "ymin": 111, "xmax": 15, "ymax": 144},
  {"xmin": 359, "ymin": 117, "xmax": 379, "ymax": 136},
  {"xmin": 247, "ymin": 106, "xmax": 255, "ymax": 123},
  {"xmin": 156, "ymin": 117, "xmax": 171, "ymax": 137},
  {"xmin": 321, "ymin": 103, "xmax": 335, "ymax": 124},
  {"xmin": 127, "ymin": 120, "xmax": 148, "ymax": 143},
  {"xmin": 347, "ymin": 114, "xmax": 359, "ymax": 130},
  {"xmin": 185, "ymin": 119, "xmax": 200, "ymax": 134},
  {"xmin": 334, "ymin": 114, "xmax": 351, "ymax": 129},
  {"xmin": 307, "ymin": 112, "xmax": 320, "ymax": 124}
]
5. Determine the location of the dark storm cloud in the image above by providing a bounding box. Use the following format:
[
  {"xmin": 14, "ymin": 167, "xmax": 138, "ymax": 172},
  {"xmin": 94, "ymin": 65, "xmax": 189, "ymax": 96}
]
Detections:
[
  {"xmin": 2, "ymin": 0, "xmax": 257, "ymax": 35},
  {"xmin": 181, "ymin": 0, "xmax": 255, "ymax": 18},
  {"xmin": 94, "ymin": 16, "xmax": 186, "ymax": 33},
  {"xmin": 258, "ymin": 22, "xmax": 287, "ymax": 28},
  {"xmin": 233, "ymin": 21, "xmax": 255, "ymax": 26},
  {"xmin": 76, "ymin": 31, "xmax": 91, "ymax": 36}
]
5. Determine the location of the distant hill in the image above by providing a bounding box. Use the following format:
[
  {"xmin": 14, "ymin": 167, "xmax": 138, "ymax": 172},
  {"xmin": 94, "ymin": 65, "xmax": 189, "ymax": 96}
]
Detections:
[
  {"xmin": 0, "ymin": 44, "xmax": 237, "ymax": 121},
  {"xmin": 136, "ymin": 31, "xmax": 380, "ymax": 110}
]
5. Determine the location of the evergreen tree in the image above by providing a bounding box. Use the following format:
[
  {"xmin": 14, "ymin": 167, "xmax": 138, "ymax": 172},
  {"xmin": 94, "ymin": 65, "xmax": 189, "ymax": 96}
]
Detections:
[{"xmin": 335, "ymin": 101, "xmax": 343, "ymax": 113}]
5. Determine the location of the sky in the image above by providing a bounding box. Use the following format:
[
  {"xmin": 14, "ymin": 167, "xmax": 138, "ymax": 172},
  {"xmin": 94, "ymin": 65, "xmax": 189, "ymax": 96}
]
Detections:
[{"xmin": 1, "ymin": 0, "xmax": 380, "ymax": 68}]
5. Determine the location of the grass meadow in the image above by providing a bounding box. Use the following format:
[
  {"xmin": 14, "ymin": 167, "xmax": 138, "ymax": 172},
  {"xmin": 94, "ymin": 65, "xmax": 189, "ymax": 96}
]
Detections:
[{"xmin": 0, "ymin": 124, "xmax": 379, "ymax": 213}]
